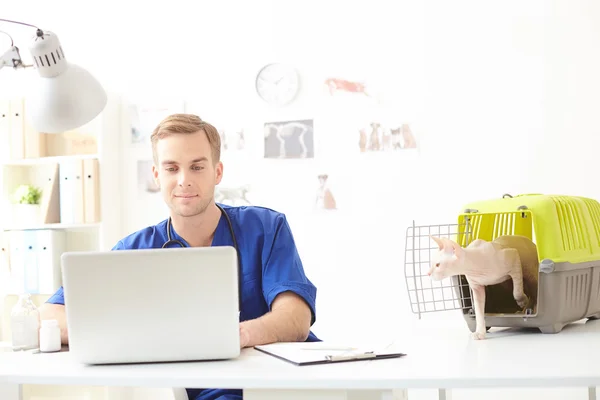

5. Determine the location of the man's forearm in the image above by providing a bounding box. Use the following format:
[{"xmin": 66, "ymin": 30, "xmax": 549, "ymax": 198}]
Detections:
[
  {"xmin": 38, "ymin": 303, "xmax": 69, "ymax": 345},
  {"xmin": 240, "ymin": 292, "xmax": 312, "ymax": 348}
]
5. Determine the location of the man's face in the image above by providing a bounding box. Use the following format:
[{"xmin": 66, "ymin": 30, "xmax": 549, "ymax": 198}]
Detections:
[{"xmin": 152, "ymin": 131, "xmax": 223, "ymax": 218}]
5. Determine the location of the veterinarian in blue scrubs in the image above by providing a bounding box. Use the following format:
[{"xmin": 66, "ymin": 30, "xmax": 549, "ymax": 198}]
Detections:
[{"xmin": 43, "ymin": 114, "xmax": 320, "ymax": 400}]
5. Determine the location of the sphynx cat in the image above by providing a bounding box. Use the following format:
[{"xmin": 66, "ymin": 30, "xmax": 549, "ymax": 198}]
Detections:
[{"xmin": 428, "ymin": 236, "xmax": 531, "ymax": 340}]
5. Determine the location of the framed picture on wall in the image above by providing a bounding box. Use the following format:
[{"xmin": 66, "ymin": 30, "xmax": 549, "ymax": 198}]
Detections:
[
  {"xmin": 129, "ymin": 100, "xmax": 185, "ymax": 145},
  {"xmin": 314, "ymin": 173, "xmax": 337, "ymax": 211},
  {"xmin": 358, "ymin": 122, "xmax": 418, "ymax": 153},
  {"xmin": 219, "ymin": 127, "xmax": 246, "ymax": 153},
  {"xmin": 264, "ymin": 119, "xmax": 314, "ymax": 159}
]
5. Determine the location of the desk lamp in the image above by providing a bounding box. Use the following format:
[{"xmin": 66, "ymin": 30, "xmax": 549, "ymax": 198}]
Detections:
[{"xmin": 0, "ymin": 18, "xmax": 106, "ymax": 133}]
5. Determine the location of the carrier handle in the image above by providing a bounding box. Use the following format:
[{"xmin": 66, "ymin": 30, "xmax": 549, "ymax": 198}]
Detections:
[{"xmin": 503, "ymin": 193, "xmax": 513, "ymax": 198}]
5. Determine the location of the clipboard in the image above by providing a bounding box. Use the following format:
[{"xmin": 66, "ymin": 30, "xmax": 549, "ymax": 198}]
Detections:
[{"xmin": 254, "ymin": 342, "xmax": 406, "ymax": 366}]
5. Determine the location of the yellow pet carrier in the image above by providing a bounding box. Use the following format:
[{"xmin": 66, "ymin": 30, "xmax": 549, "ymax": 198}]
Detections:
[{"xmin": 404, "ymin": 193, "xmax": 600, "ymax": 334}]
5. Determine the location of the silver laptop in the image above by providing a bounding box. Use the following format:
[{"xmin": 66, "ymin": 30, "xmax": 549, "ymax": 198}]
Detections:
[{"xmin": 61, "ymin": 246, "xmax": 241, "ymax": 364}]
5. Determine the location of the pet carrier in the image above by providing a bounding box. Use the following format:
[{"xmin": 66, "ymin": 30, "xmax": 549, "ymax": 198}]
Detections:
[{"xmin": 404, "ymin": 193, "xmax": 600, "ymax": 334}]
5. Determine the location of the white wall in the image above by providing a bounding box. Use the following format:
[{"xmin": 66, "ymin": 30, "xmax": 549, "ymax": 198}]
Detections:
[{"xmin": 2, "ymin": 1, "xmax": 600, "ymax": 399}]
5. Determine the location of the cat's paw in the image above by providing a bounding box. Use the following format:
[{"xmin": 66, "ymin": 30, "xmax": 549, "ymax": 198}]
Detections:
[
  {"xmin": 472, "ymin": 331, "xmax": 486, "ymax": 340},
  {"xmin": 515, "ymin": 294, "xmax": 530, "ymax": 309}
]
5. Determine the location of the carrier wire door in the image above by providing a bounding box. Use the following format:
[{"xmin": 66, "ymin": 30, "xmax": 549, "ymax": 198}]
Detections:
[{"xmin": 404, "ymin": 220, "xmax": 474, "ymax": 319}]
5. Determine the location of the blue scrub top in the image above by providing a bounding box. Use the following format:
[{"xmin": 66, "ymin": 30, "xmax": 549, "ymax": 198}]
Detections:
[{"xmin": 47, "ymin": 204, "xmax": 320, "ymax": 400}]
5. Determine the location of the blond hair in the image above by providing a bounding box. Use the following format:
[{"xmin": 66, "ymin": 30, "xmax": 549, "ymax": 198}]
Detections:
[{"xmin": 150, "ymin": 114, "xmax": 221, "ymax": 164}]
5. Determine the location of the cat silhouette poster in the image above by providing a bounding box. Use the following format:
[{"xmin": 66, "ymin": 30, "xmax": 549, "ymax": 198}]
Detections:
[{"xmin": 264, "ymin": 119, "xmax": 314, "ymax": 159}]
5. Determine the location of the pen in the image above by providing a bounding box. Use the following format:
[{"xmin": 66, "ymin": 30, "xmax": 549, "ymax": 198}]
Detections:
[{"xmin": 325, "ymin": 352, "xmax": 376, "ymax": 362}]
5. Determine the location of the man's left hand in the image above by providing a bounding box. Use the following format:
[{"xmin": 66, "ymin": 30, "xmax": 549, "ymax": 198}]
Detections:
[{"xmin": 237, "ymin": 292, "xmax": 312, "ymax": 348}]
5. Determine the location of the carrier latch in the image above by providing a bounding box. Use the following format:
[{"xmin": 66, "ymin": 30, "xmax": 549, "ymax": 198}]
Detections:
[
  {"xmin": 540, "ymin": 259, "xmax": 555, "ymax": 274},
  {"xmin": 518, "ymin": 205, "xmax": 528, "ymax": 218}
]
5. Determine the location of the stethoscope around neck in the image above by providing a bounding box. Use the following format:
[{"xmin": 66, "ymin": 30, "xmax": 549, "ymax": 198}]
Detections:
[{"xmin": 162, "ymin": 204, "xmax": 243, "ymax": 311}]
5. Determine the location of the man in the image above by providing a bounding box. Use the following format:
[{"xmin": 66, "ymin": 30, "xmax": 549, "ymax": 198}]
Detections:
[{"xmin": 39, "ymin": 114, "xmax": 319, "ymax": 400}]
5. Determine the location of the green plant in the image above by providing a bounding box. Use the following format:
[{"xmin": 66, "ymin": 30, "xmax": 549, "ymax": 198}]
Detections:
[{"xmin": 12, "ymin": 184, "xmax": 42, "ymax": 205}]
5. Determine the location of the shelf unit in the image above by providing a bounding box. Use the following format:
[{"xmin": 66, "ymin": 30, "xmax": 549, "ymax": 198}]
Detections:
[
  {"xmin": 0, "ymin": 93, "xmax": 124, "ymax": 341},
  {"xmin": 2, "ymin": 222, "xmax": 102, "ymax": 232},
  {"xmin": 0, "ymin": 153, "xmax": 100, "ymax": 166}
]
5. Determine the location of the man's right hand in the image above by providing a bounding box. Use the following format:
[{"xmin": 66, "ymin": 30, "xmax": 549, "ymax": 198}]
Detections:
[{"xmin": 38, "ymin": 303, "xmax": 69, "ymax": 345}]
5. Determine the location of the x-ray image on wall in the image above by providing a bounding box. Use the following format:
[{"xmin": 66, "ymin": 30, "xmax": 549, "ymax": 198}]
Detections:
[{"xmin": 264, "ymin": 119, "xmax": 314, "ymax": 159}]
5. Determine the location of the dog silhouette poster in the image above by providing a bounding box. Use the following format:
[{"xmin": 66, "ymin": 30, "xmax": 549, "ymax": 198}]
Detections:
[
  {"xmin": 315, "ymin": 174, "xmax": 337, "ymax": 210},
  {"xmin": 264, "ymin": 119, "xmax": 314, "ymax": 159},
  {"xmin": 359, "ymin": 122, "xmax": 417, "ymax": 152},
  {"xmin": 214, "ymin": 185, "xmax": 252, "ymax": 206}
]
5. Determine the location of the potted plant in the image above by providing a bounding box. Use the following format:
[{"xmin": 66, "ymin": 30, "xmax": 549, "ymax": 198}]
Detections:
[{"xmin": 12, "ymin": 184, "xmax": 43, "ymax": 226}]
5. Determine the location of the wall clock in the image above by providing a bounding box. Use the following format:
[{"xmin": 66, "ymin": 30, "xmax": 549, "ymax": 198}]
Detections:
[{"xmin": 255, "ymin": 63, "xmax": 300, "ymax": 106}]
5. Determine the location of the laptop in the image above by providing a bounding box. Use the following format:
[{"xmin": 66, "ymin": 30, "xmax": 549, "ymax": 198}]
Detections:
[{"xmin": 61, "ymin": 246, "xmax": 241, "ymax": 364}]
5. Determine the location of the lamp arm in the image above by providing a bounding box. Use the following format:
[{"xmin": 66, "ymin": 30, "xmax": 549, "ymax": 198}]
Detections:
[
  {"xmin": 0, "ymin": 45, "xmax": 27, "ymax": 70},
  {"xmin": 0, "ymin": 18, "xmax": 40, "ymax": 30},
  {"xmin": 0, "ymin": 18, "xmax": 39, "ymax": 70}
]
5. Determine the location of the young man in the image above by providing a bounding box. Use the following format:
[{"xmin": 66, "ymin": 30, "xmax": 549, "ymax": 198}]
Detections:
[{"xmin": 40, "ymin": 114, "xmax": 319, "ymax": 400}]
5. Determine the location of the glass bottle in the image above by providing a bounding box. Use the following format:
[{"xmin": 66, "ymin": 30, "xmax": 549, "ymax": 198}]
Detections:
[{"xmin": 10, "ymin": 293, "xmax": 40, "ymax": 351}]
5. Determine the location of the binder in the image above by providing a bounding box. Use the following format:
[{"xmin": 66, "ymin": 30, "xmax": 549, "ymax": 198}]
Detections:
[
  {"xmin": 83, "ymin": 158, "xmax": 100, "ymax": 223},
  {"xmin": 22, "ymin": 98, "xmax": 45, "ymax": 158},
  {"xmin": 0, "ymin": 99, "xmax": 10, "ymax": 162},
  {"xmin": 0, "ymin": 232, "xmax": 9, "ymax": 289},
  {"xmin": 39, "ymin": 163, "xmax": 60, "ymax": 224},
  {"xmin": 9, "ymin": 98, "xmax": 25, "ymax": 160},
  {"xmin": 8, "ymin": 231, "xmax": 25, "ymax": 294},
  {"xmin": 254, "ymin": 342, "xmax": 406, "ymax": 366},
  {"xmin": 35, "ymin": 229, "xmax": 66, "ymax": 294},
  {"xmin": 22, "ymin": 230, "xmax": 39, "ymax": 294},
  {"xmin": 8, "ymin": 230, "xmax": 40, "ymax": 294},
  {"xmin": 59, "ymin": 159, "xmax": 85, "ymax": 224}
]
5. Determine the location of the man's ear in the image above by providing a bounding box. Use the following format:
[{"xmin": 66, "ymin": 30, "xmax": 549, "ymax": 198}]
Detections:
[
  {"xmin": 152, "ymin": 164, "xmax": 160, "ymax": 189},
  {"xmin": 214, "ymin": 161, "xmax": 224, "ymax": 185}
]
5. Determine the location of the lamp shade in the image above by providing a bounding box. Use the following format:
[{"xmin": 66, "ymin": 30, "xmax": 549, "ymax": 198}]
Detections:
[{"xmin": 27, "ymin": 30, "xmax": 107, "ymax": 133}]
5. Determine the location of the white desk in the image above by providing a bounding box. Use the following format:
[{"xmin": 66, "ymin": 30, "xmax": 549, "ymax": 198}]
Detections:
[{"xmin": 0, "ymin": 319, "xmax": 599, "ymax": 400}]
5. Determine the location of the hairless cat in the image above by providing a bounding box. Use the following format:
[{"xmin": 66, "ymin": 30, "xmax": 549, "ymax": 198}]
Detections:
[{"xmin": 428, "ymin": 235, "xmax": 538, "ymax": 339}]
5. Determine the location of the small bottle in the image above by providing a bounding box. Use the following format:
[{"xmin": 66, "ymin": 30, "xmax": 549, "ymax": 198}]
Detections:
[
  {"xmin": 39, "ymin": 319, "xmax": 62, "ymax": 352},
  {"xmin": 10, "ymin": 293, "xmax": 40, "ymax": 351}
]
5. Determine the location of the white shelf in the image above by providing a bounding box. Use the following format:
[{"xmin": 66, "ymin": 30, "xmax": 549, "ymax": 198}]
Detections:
[
  {"xmin": 0, "ymin": 154, "xmax": 99, "ymax": 167},
  {"xmin": 2, "ymin": 223, "xmax": 101, "ymax": 232}
]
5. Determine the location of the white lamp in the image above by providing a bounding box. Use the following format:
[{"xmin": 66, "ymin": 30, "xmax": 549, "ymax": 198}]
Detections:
[{"xmin": 0, "ymin": 20, "xmax": 107, "ymax": 133}]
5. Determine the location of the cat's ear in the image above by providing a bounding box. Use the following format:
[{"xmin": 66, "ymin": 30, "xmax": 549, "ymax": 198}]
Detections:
[
  {"xmin": 430, "ymin": 236, "xmax": 445, "ymax": 250},
  {"xmin": 447, "ymin": 239, "xmax": 464, "ymax": 258}
]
